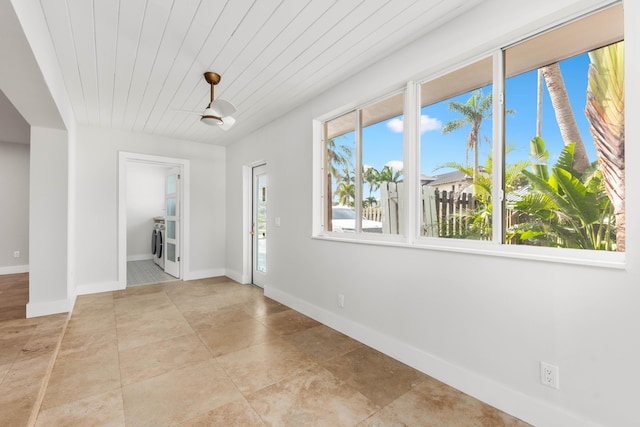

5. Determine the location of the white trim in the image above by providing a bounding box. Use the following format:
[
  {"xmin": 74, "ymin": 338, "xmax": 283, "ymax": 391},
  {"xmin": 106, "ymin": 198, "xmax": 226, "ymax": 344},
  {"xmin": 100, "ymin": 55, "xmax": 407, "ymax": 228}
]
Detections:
[
  {"xmin": 118, "ymin": 152, "xmax": 190, "ymax": 291},
  {"xmin": 265, "ymin": 286, "xmax": 603, "ymax": 427},
  {"xmin": 225, "ymin": 268, "xmax": 250, "ymax": 285},
  {"xmin": 75, "ymin": 281, "xmax": 120, "ymax": 296},
  {"xmin": 313, "ymin": 234, "xmax": 625, "ymax": 270},
  {"xmin": 0, "ymin": 265, "xmax": 29, "ymax": 275},
  {"xmin": 26, "ymin": 298, "xmax": 71, "ymax": 318},
  {"xmin": 184, "ymin": 268, "xmax": 226, "ymax": 281}
]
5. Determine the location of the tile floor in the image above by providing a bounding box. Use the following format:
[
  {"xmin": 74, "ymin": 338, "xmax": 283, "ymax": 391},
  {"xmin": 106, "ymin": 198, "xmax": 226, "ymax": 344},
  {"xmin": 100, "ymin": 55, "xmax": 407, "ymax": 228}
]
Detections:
[{"xmin": 4, "ymin": 277, "xmax": 530, "ymax": 426}]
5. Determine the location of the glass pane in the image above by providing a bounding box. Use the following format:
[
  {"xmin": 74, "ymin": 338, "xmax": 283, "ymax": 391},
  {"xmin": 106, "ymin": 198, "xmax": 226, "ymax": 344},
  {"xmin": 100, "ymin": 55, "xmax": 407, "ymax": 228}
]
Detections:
[
  {"xmin": 325, "ymin": 111, "xmax": 356, "ymax": 233},
  {"xmin": 361, "ymin": 92, "xmax": 404, "ymax": 235},
  {"xmin": 167, "ymin": 220, "xmax": 176, "ymax": 239},
  {"xmin": 167, "ymin": 174, "xmax": 177, "ymax": 194},
  {"xmin": 256, "ymin": 173, "xmax": 267, "ymax": 273},
  {"xmin": 504, "ymin": 11, "xmax": 623, "ymax": 251},
  {"xmin": 167, "ymin": 243, "xmax": 176, "ymax": 262},
  {"xmin": 167, "ymin": 197, "xmax": 176, "ymax": 216},
  {"xmin": 419, "ymin": 57, "xmax": 493, "ymax": 240}
]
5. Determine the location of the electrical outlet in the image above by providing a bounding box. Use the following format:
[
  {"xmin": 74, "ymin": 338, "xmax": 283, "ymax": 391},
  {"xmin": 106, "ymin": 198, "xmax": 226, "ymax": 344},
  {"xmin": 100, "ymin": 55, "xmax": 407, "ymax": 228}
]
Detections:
[
  {"xmin": 337, "ymin": 293, "xmax": 345, "ymax": 308},
  {"xmin": 13, "ymin": 251, "xmax": 20, "ymax": 258},
  {"xmin": 540, "ymin": 361, "xmax": 560, "ymax": 389}
]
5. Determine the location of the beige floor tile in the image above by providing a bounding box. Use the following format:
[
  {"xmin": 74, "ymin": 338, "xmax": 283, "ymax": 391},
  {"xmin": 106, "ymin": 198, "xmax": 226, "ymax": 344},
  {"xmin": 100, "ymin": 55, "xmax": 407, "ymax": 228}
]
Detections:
[
  {"xmin": 182, "ymin": 307, "xmax": 256, "ymax": 331},
  {"xmin": 113, "ymin": 283, "xmax": 167, "ymax": 299},
  {"xmin": 42, "ymin": 348, "xmax": 121, "ymax": 410},
  {"xmin": 248, "ymin": 365, "xmax": 379, "ymax": 427},
  {"xmin": 119, "ymin": 333, "xmax": 211, "ymax": 385},
  {"xmin": 0, "ymin": 323, "xmax": 37, "ymax": 365},
  {"xmin": 114, "ymin": 291, "xmax": 175, "ymax": 316},
  {"xmin": 122, "ymin": 359, "xmax": 242, "ymax": 427},
  {"xmin": 321, "ymin": 346, "xmax": 427, "ymax": 407},
  {"xmin": 0, "ymin": 362, "xmax": 11, "ymax": 384},
  {"xmin": 197, "ymin": 318, "xmax": 280, "ymax": 357},
  {"xmin": 35, "ymin": 388, "xmax": 126, "ymax": 427},
  {"xmin": 0, "ymin": 355, "xmax": 51, "ymax": 426},
  {"xmin": 57, "ymin": 327, "xmax": 118, "ymax": 361},
  {"xmin": 115, "ymin": 305, "xmax": 193, "ymax": 351},
  {"xmin": 15, "ymin": 323, "xmax": 64, "ymax": 363},
  {"xmin": 358, "ymin": 376, "xmax": 531, "ymax": 427},
  {"xmin": 216, "ymin": 338, "xmax": 318, "ymax": 394},
  {"xmin": 240, "ymin": 296, "xmax": 290, "ymax": 318},
  {"xmin": 284, "ymin": 324, "xmax": 363, "ymax": 362},
  {"xmin": 179, "ymin": 398, "xmax": 265, "ymax": 427},
  {"xmin": 65, "ymin": 310, "xmax": 116, "ymax": 335},
  {"xmin": 257, "ymin": 309, "xmax": 322, "ymax": 336}
]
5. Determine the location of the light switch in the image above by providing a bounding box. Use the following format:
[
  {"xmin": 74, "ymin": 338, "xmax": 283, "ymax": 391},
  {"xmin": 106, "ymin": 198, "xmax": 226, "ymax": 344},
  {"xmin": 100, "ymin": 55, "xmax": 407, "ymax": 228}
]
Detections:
[{"xmin": 275, "ymin": 217, "xmax": 281, "ymax": 226}]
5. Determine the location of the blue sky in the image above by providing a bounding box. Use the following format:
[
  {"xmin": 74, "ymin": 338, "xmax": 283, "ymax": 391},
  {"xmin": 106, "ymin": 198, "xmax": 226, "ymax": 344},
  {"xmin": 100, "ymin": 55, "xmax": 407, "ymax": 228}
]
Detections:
[{"xmin": 332, "ymin": 51, "xmax": 597, "ymax": 183}]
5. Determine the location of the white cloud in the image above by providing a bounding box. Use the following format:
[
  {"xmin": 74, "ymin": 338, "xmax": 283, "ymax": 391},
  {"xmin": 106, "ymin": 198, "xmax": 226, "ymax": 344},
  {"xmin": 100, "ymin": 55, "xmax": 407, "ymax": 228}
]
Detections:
[
  {"xmin": 386, "ymin": 115, "xmax": 442, "ymax": 133},
  {"xmin": 386, "ymin": 118, "xmax": 404, "ymax": 133},
  {"xmin": 420, "ymin": 115, "xmax": 442, "ymax": 133},
  {"xmin": 385, "ymin": 160, "xmax": 404, "ymax": 171}
]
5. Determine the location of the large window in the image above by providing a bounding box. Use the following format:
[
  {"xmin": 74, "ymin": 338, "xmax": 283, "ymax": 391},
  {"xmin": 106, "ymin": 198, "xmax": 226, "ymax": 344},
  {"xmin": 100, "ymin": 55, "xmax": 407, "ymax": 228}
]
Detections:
[
  {"xmin": 325, "ymin": 93, "xmax": 405, "ymax": 236},
  {"xmin": 319, "ymin": 4, "xmax": 624, "ymax": 258}
]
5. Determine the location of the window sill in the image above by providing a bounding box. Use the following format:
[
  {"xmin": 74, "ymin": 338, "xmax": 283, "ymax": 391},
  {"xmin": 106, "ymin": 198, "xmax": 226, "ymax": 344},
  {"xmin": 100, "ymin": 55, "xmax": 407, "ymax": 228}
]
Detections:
[{"xmin": 312, "ymin": 233, "xmax": 626, "ymax": 270}]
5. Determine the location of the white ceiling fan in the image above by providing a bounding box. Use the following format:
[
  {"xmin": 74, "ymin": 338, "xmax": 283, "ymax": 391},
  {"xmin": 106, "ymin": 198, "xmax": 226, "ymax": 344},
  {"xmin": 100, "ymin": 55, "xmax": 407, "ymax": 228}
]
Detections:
[{"xmin": 177, "ymin": 72, "xmax": 236, "ymax": 130}]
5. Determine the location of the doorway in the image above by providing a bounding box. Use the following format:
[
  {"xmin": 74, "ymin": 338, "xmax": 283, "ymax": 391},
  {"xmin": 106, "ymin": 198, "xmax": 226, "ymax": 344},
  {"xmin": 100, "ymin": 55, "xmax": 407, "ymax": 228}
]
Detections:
[
  {"xmin": 252, "ymin": 164, "xmax": 267, "ymax": 288},
  {"xmin": 118, "ymin": 152, "xmax": 190, "ymax": 290}
]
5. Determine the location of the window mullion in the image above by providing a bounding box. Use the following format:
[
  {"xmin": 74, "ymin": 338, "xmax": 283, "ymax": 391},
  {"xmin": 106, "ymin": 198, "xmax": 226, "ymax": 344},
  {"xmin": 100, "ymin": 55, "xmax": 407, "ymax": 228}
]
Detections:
[
  {"xmin": 355, "ymin": 109, "xmax": 363, "ymax": 233},
  {"xmin": 403, "ymin": 81, "xmax": 419, "ymax": 243},
  {"xmin": 492, "ymin": 49, "xmax": 506, "ymax": 244}
]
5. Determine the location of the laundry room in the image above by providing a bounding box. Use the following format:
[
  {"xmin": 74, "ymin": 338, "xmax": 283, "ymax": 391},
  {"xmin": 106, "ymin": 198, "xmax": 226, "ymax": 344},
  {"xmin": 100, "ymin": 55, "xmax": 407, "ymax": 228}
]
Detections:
[{"xmin": 126, "ymin": 161, "xmax": 177, "ymax": 286}]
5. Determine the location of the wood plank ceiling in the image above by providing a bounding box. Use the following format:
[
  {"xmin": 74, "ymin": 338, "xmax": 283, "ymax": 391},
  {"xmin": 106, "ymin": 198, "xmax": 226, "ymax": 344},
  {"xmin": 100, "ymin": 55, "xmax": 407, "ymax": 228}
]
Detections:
[{"xmin": 39, "ymin": 0, "xmax": 480, "ymax": 146}]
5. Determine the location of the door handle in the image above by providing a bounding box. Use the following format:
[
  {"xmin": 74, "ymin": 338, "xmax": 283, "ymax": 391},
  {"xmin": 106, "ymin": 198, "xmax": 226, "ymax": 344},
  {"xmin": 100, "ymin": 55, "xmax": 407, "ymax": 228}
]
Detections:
[{"xmin": 251, "ymin": 223, "xmax": 255, "ymax": 236}]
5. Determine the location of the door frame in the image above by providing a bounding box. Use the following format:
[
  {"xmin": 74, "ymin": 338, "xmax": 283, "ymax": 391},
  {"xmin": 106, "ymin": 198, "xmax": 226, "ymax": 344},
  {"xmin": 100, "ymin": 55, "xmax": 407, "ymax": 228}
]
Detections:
[
  {"xmin": 251, "ymin": 164, "xmax": 268, "ymax": 288},
  {"xmin": 241, "ymin": 160, "xmax": 266, "ymax": 285},
  {"xmin": 118, "ymin": 152, "xmax": 190, "ymax": 290}
]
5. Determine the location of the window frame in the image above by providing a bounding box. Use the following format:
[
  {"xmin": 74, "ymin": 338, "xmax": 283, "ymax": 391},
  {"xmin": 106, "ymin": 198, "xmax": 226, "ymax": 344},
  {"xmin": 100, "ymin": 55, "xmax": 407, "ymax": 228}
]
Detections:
[{"xmin": 312, "ymin": 4, "xmax": 626, "ymax": 270}]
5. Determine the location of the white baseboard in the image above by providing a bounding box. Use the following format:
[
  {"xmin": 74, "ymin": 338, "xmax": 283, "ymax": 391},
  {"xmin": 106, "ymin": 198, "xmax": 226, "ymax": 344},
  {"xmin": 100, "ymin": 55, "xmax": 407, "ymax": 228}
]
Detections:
[
  {"xmin": 127, "ymin": 254, "xmax": 153, "ymax": 262},
  {"xmin": 0, "ymin": 264, "xmax": 29, "ymax": 275},
  {"xmin": 75, "ymin": 281, "xmax": 121, "ymax": 296},
  {"xmin": 265, "ymin": 287, "xmax": 602, "ymax": 427},
  {"xmin": 225, "ymin": 269, "xmax": 250, "ymax": 284},
  {"xmin": 184, "ymin": 268, "xmax": 227, "ymax": 281},
  {"xmin": 26, "ymin": 298, "xmax": 71, "ymax": 318}
]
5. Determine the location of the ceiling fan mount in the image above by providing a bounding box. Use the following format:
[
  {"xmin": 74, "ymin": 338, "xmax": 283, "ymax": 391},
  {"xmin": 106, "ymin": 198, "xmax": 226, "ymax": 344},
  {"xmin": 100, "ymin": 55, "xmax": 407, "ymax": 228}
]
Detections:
[{"xmin": 199, "ymin": 71, "xmax": 236, "ymax": 129}]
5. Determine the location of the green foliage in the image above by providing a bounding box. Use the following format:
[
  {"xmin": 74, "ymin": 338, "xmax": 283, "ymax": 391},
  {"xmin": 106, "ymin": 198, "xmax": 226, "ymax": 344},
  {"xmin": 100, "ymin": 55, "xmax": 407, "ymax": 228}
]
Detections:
[{"xmin": 509, "ymin": 138, "xmax": 616, "ymax": 250}]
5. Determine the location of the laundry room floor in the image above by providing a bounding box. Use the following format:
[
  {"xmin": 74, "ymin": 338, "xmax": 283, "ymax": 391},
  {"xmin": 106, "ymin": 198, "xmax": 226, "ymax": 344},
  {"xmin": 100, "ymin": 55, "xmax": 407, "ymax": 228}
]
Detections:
[{"xmin": 126, "ymin": 260, "xmax": 178, "ymax": 287}]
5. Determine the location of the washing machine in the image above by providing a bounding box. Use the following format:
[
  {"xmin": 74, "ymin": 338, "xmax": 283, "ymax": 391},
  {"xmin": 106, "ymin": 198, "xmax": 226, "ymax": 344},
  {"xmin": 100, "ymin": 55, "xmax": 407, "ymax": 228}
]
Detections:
[{"xmin": 153, "ymin": 222, "xmax": 165, "ymax": 269}]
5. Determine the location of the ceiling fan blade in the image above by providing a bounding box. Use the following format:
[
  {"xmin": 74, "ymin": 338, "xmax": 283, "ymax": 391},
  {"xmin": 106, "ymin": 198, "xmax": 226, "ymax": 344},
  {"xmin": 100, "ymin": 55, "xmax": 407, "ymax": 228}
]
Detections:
[
  {"xmin": 208, "ymin": 98, "xmax": 236, "ymax": 118},
  {"xmin": 219, "ymin": 116, "xmax": 236, "ymax": 131}
]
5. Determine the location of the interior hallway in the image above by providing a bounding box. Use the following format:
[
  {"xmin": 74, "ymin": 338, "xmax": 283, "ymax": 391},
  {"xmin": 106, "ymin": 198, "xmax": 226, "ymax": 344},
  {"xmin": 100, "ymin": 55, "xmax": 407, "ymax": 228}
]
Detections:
[{"xmin": 1, "ymin": 277, "xmax": 530, "ymax": 426}]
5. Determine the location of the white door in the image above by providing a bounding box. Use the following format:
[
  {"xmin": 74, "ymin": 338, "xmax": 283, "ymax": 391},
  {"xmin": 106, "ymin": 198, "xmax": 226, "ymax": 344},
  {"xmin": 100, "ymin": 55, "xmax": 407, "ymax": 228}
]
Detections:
[
  {"xmin": 252, "ymin": 165, "xmax": 267, "ymax": 287},
  {"xmin": 164, "ymin": 167, "xmax": 180, "ymax": 278}
]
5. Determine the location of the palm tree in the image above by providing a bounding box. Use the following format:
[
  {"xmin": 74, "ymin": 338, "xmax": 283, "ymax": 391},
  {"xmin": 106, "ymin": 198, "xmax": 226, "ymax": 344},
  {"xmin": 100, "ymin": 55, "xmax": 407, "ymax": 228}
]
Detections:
[
  {"xmin": 585, "ymin": 41, "xmax": 624, "ymax": 251},
  {"xmin": 335, "ymin": 165, "xmax": 355, "ymax": 207},
  {"xmin": 540, "ymin": 63, "xmax": 590, "ymax": 172},
  {"xmin": 377, "ymin": 165, "xmax": 402, "ymax": 183},
  {"xmin": 442, "ymin": 89, "xmax": 493, "ymax": 183},
  {"xmin": 326, "ymin": 138, "xmax": 352, "ymax": 182},
  {"xmin": 363, "ymin": 166, "xmax": 380, "ymax": 203}
]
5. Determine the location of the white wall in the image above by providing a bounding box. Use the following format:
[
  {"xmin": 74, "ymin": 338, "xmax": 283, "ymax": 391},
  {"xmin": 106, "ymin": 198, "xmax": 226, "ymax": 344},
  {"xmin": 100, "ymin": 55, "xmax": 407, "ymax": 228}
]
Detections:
[
  {"xmin": 27, "ymin": 127, "xmax": 69, "ymax": 316},
  {"xmin": 0, "ymin": 142, "xmax": 30, "ymax": 273},
  {"xmin": 75, "ymin": 125, "xmax": 226, "ymax": 293},
  {"xmin": 126, "ymin": 163, "xmax": 167, "ymax": 261},
  {"xmin": 225, "ymin": 1, "xmax": 639, "ymax": 426}
]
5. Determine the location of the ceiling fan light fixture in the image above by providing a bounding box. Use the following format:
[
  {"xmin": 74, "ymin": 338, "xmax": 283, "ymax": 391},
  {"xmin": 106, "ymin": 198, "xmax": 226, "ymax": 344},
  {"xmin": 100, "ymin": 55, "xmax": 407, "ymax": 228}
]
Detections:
[{"xmin": 200, "ymin": 113, "xmax": 223, "ymax": 126}]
